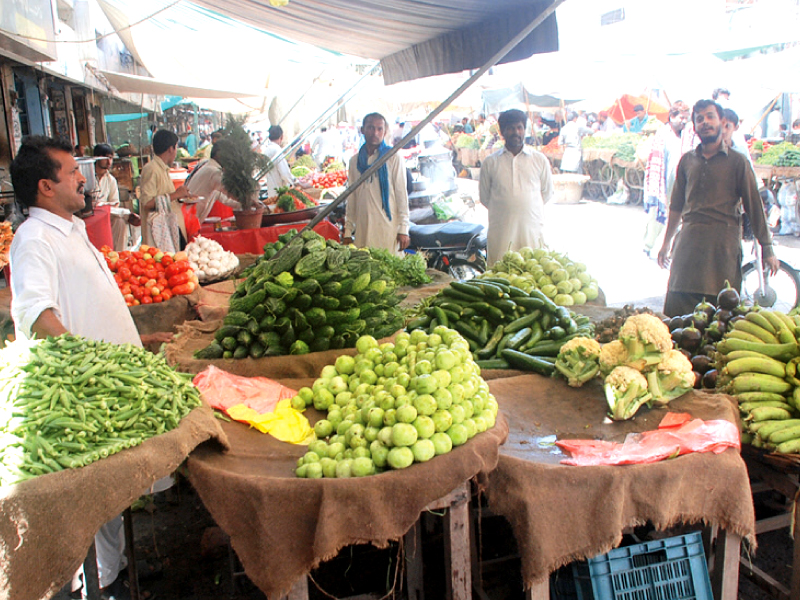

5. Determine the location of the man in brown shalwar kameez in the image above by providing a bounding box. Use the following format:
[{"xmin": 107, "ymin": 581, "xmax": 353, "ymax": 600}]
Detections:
[{"xmin": 657, "ymin": 99, "xmax": 778, "ymax": 317}]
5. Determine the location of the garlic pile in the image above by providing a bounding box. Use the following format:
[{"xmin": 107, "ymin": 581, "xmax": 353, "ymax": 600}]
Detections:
[{"xmin": 185, "ymin": 236, "xmax": 239, "ymax": 282}]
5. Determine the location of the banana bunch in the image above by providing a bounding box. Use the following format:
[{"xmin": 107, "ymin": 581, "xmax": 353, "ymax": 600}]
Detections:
[{"xmin": 716, "ymin": 310, "xmax": 800, "ymax": 454}]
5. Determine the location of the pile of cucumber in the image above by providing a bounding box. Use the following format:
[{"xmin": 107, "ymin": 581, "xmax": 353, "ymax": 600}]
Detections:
[
  {"xmin": 716, "ymin": 309, "xmax": 800, "ymax": 454},
  {"xmin": 196, "ymin": 230, "xmax": 406, "ymax": 359},
  {"xmin": 406, "ymin": 279, "xmax": 594, "ymax": 374}
]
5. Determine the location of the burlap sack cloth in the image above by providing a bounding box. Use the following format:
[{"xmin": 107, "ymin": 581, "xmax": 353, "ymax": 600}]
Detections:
[
  {"xmin": 481, "ymin": 374, "xmax": 757, "ymax": 590},
  {"xmin": 0, "ymin": 406, "xmax": 228, "ymax": 600},
  {"xmin": 178, "ymin": 337, "xmax": 508, "ymax": 599}
]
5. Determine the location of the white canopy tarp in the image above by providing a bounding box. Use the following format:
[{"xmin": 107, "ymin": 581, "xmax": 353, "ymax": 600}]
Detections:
[{"xmin": 99, "ymin": 70, "xmax": 260, "ymax": 99}]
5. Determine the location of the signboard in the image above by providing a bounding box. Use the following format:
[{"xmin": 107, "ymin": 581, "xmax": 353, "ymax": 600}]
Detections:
[{"xmin": 0, "ymin": 0, "xmax": 57, "ymax": 62}]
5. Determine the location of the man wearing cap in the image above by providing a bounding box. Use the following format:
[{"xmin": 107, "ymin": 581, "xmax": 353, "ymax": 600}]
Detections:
[{"xmin": 624, "ymin": 104, "xmax": 648, "ymax": 133}]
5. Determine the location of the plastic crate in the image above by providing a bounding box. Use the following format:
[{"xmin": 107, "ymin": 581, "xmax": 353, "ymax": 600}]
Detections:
[{"xmin": 550, "ymin": 531, "xmax": 713, "ymax": 600}]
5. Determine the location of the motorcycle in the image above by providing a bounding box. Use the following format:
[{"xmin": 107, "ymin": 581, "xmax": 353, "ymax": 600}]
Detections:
[{"xmin": 405, "ymin": 220, "xmax": 487, "ymax": 281}]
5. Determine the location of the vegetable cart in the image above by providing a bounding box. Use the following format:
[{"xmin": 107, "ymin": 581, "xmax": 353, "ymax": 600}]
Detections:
[
  {"xmin": 581, "ymin": 147, "xmax": 617, "ymax": 201},
  {"xmin": 612, "ymin": 156, "xmax": 646, "ymax": 205}
]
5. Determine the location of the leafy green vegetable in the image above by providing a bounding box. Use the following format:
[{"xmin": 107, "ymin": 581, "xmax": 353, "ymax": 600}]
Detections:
[
  {"xmin": 757, "ymin": 142, "xmax": 800, "ymax": 166},
  {"xmin": 367, "ymin": 248, "xmax": 431, "ymax": 287}
]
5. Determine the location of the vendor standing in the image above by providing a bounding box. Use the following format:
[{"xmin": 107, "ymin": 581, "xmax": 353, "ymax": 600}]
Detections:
[
  {"xmin": 140, "ymin": 129, "xmax": 193, "ymax": 250},
  {"xmin": 9, "ymin": 136, "xmax": 173, "ymax": 598},
  {"xmin": 479, "ymin": 109, "xmax": 554, "ymax": 267},
  {"xmin": 343, "ymin": 112, "xmax": 410, "ymax": 254},
  {"xmin": 94, "ymin": 143, "xmax": 141, "ymax": 251},
  {"xmin": 558, "ymin": 111, "xmax": 591, "ymax": 173},
  {"xmin": 186, "ymin": 139, "xmax": 242, "ymax": 223},
  {"xmin": 263, "ymin": 125, "xmax": 296, "ymax": 198},
  {"xmin": 657, "ymin": 100, "xmax": 779, "ymax": 316}
]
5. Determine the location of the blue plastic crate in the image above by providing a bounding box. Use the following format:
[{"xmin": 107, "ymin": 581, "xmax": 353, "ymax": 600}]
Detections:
[{"xmin": 550, "ymin": 532, "xmax": 713, "ymax": 600}]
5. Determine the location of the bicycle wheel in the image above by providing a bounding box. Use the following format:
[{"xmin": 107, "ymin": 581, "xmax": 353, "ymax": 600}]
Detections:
[
  {"xmin": 741, "ymin": 260, "xmax": 800, "ymax": 313},
  {"xmin": 447, "ymin": 258, "xmax": 484, "ymax": 282}
]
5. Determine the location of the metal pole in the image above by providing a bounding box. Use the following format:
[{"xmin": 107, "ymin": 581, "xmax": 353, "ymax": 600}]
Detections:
[{"xmin": 299, "ymin": 0, "xmax": 566, "ymax": 236}]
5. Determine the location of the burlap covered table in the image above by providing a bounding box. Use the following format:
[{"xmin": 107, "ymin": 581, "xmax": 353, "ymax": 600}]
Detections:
[
  {"xmin": 181, "ymin": 339, "xmax": 508, "ymax": 600},
  {"xmin": 0, "ymin": 406, "xmax": 228, "ymax": 600},
  {"xmin": 482, "ymin": 374, "xmax": 756, "ymax": 597}
]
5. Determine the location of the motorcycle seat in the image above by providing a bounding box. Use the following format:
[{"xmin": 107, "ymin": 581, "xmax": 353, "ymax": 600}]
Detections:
[{"xmin": 409, "ymin": 222, "xmax": 485, "ymax": 248}]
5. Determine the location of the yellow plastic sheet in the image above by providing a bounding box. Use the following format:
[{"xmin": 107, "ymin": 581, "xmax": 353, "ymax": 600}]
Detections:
[{"xmin": 226, "ymin": 399, "xmax": 314, "ymax": 444}]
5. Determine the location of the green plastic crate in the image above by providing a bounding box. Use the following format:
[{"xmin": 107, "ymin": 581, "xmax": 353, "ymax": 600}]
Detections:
[{"xmin": 550, "ymin": 531, "xmax": 713, "ymax": 600}]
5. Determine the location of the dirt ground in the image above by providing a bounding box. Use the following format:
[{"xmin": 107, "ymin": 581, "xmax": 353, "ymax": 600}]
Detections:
[{"xmin": 52, "ymin": 469, "xmax": 794, "ymax": 600}]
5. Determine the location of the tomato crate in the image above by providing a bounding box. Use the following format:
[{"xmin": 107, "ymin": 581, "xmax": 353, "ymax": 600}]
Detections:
[{"xmin": 550, "ymin": 531, "xmax": 713, "ymax": 600}]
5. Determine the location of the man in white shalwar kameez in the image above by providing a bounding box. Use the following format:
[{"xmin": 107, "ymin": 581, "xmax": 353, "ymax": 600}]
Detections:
[
  {"xmin": 479, "ymin": 109, "xmax": 554, "ymax": 267},
  {"xmin": 344, "ymin": 113, "xmax": 410, "ymax": 255}
]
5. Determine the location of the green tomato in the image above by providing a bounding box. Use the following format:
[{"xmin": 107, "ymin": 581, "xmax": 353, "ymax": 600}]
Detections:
[
  {"xmin": 427, "ymin": 333, "xmax": 443, "ymax": 348},
  {"xmin": 352, "ymin": 456, "xmax": 375, "ymax": 477},
  {"xmin": 335, "ymin": 459, "xmax": 354, "ymax": 478},
  {"xmin": 541, "ymin": 284, "xmax": 558, "ymax": 299},
  {"xmin": 411, "ymin": 439, "xmax": 436, "ymax": 463},
  {"xmin": 354, "ymin": 359, "xmax": 375, "ymax": 377},
  {"xmin": 448, "ymin": 384, "xmax": 465, "ymax": 404},
  {"xmin": 370, "ymin": 441, "xmax": 389, "ymax": 468},
  {"xmin": 551, "ymin": 268, "xmax": 568, "ymax": 283},
  {"xmin": 352, "ymin": 446, "xmax": 371, "ymax": 459},
  {"xmin": 367, "ymin": 407, "xmax": 385, "ymax": 428},
  {"xmin": 414, "ymin": 373, "xmax": 438, "ymax": 395},
  {"xmin": 348, "ymin": 377, "xmax": 360, "ymax": 393},
  {"xmin": 584, "ymin": 285, "xmax": 599, "ymax": 301},
  {"xmin": 384, "ymin": 361, "xmax": 399, "ymax": 377},
  {"xmin": 305, "ymin": 462, "xmax": 323, "ymax": 478},
  {"xmin": 391, "ymin": 422, "xmax": 419, "ymax": 447},
  {"xmin": 430, "ymin": 432, "xmax": 453, "ymax": 455},
  {"xmin": 298, "ymin": 387, "xmax": 314, "ymax": 406},
  {"xmin": 328, "ymin": 376, "xmax": 348, "ymax": 395},
  {"xmin": 320, "ymin": 457, "xmax": 338, "ymax": 478},
  {"xmin": 290, "ymin": 395, "xmax": 306, "ymax": 411},
  {"xmin": 335, "ymin": 391, "xmax": 353, "ymax": 407},
  {"xmin": 462, "ymin": 378, "xmax": 477, "ymax": 399},
  {"xmin": 314, "ymin": 419, "xmax": 333, "ymax": 438},
  {"xmin": 432, "ymin": 369, "xmax": 452, "ymax": 389},
  {"xmin": 396, "ymin": 404, "xmax": 418, "ymax": 424},
  {"xmin": 320, "ymin": 365, "xmax": 338, "ymax": 379},
  {"xmin": 327, "ymin": 442, "xmax": 346, "ymax": 458},
  {"xmin": 383, "ymin": 408, "xmax": 397, "ymax": 427},
  {"xmin": 374, "ymin": 363, "xmax": 385, "ymax": 377},
  {"xmin": 414, "ymin": 359, "xmax": 433, "ymax": 375},
  {"xmin": 473, "ymin": 415, "xmax": 488, "ymax": 434},
  {"xmin": 446, "ymin": 364, "xmax": 464, "ymax": 384},
  {"xmin": 377, "ymin": 426, "xmax": 394, "ymax": 447},
  {"xmin": 577, "ymin": 271, "xmax": 591, "ymax": 285},
  {"xmin": 462, "ymin": 418, "xmax": 477, "ymax": 439},
  {"xmin": 396, "ymin": 372, "xmax": 411, "ymax": 388},
  {"xmin": 314, "ymin": 389, "xmax": 334, "ymax": 411},
  {"xmin": 571, "ymin": 291, "xmax": 587, "ymax": 305},
  {"xmin": 394, "ymin": 338, "xmax": 410, "ymax": 358},
  {"xmin": 387, "ymin": 446, "xmax": 415, "ymax": 469},
  {"xmin": 460, "ymin": 400, "xmax": 474, "ymax": 419},
  {"xmin": 446, "ymin": 423, "xmax": 469, "ymax": 447},
  {"xmin": 413, "ymin": 415, "xmax": 436, "ymax": 439},
  {"xmin": 364, "ymin": 425, "xmax": 380, "ymax": 443},
  {"xmin": 295, "ymin": 464, "xmax": 308, "ymax": 478},
  {"xmin": 379, "ymin": 394, "xmax": 396, "ymax": 411},
  {"xmin": 356, "ymin": 335, "xmax": 379, "ymax": 354},
  {"xmin": 312, "ymin": 378, "xmax": 330, "ymax": 392},
  {"xmin": 568, "ymin": 277, "xmax": 583, "ymax": 292},
  {"xmin": 480, "ymin": 409, "xmax": 497, "ymax": 429},
  {"xmin": 413, "ymin": 393, "xmax": 437, "ymax": 416},
  {"xmin": 364, "ymin": 347, "xmax": 383, "ymax": 363},
  {"xmin": 554, "ymin": 293, "xmax": 574, "ymax": 306},
  {"xmin": 432, "ymin": 409, "xmax": 453, "ymax": 433},
  {"xmin": 409, "ymin": 329, "xmax": 428, "ymax": 345},
  {"xmin": 360, "ymin": 369, "xmax": 378, "ymax": 385},
  {"xmin": 308, "ymin": 441, "xmax": 327, "ymax": 456},
  {"xmin": 336, "ymin": 420, "xmax": 354, "ymax": 435},
  {"xmin": 449, "ymin": 404, "xmax": 466, "ymax": 424},
  {"xmin": 433, "ymin": 388, "xmax": 453, "ymax": 410},
  {"xmin": 327, "ymin": 410, "xmax": 343, "ymax": 430}
]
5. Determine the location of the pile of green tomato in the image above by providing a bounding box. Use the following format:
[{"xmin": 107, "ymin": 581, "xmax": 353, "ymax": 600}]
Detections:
[{"xmin": 292, "ymin": 328, "xmax": 499, "ymax": 478}]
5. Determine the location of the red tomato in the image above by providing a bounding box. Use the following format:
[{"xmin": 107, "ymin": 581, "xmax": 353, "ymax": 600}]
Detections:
[
  {"xmin": 123, "ymin": 293, "xmax": 134, "ymax": 303},
  {"xmin": 120, "ymin": 284, "xmax": 131, "ymax": 296},
  {"xmin": 100, "ymin": 245, "xmax": 112, "ymax": 254},
  {"xmin": 141, "ymin": 295, "xmax": 153, "ymax": 304},
  {"xmin": 152, "ymin": 295, "xmax": 163, "ymax": 303},
  {"xmin": 131, "ymin": 264, "xmax": 144, "ymax": 277},
  {"xmin": 156, "ymin": 278, "xmax": 169, "ymax": 290},
  {"xmin": 132, "ymin": 287, "xmax": 144, "ymax": 300},
  {"xmin": 118, "ymin": 267, "xmax": 132, "ymax": 280},
  {"xmin": 145, "ymin": 258, "xmax": 156, "ymax": 266},
  {"xmin": 145, "ymin": 268, "xmax": 158, "ymax": 280},
  {"xmin": 144, "ymin": 279, "xmax": 156, "ymax": 289},
  {"xmin": 161, "ymin": 255, "xmax": 174, "ymax": 267},
  {"xmin": 161, "ymin": 289, "xmax": 173, "ymax": 301},
  {"xmin": 155, "ymin": 263, "xmax": 165, "ymax": 273},
  {"xmin": 113, "ymin": 274, "xmax": 122, "ymax": 284},
  {"xmin": 150, "ymin": 286, "xmax": 161, "ymax": 296},
  {"xmin": 132, "ymin": 251, "xmax": 144, "ymax": 260}
]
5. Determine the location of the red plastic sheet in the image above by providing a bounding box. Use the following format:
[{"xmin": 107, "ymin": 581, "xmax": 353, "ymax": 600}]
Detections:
[
  {"xmin": 196, "ymin": 220, "xmax": 340, "ymax": 254},
  {"xmin": 556, "ymin": 413, "xmax": 741, "ymax": 466},
  {"xmin": 193, "ymin": 365, "xmax": 297, "ymax": 415},
  {"xmin": 82, "ymin": 205, "xmax": 114, "ymax": 250}
]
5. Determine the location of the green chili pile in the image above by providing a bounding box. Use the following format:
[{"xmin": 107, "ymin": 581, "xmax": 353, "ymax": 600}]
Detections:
[{"xmin": 0, "ymin": 334, "xmax": 202, "ymax": 486}]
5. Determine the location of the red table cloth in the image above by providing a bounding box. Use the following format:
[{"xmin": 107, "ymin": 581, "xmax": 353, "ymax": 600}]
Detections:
[
  {"xmin": 197, "ymin": 220, "xmax": 340, "ymax": 254},
  {"xmin": 81, "ymin": 205, "xmax": 114, "ymax": 250}
]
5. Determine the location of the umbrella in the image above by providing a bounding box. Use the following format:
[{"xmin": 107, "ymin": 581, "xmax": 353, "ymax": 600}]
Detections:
[{"xmin": 605, "ymin": 93, "xmax": 669, "ymax": 126}]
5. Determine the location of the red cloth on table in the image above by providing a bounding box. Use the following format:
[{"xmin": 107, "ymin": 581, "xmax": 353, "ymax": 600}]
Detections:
[
  {"xmin": 82, "ymin": 205, "xmax": 114, "ymax": 250},
  {"xmin": 206, "ymin": 202, "xmax": 234, "ymax": 219},
  {"xmin": 197, "ymin": 220, "xmax": 340, "ymax": 254}
]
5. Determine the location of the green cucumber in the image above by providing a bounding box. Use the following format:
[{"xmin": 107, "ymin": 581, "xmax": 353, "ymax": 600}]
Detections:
[
  {"xmin": 475, "ymin": 358, "xmax": 510, "ymax": 370},
  {"xmin": 501, "ymin": 349, "xmax": 556, "ymax": 375},
  {"xmin": 505, "ymin": 311, "xmax": 542, "ymax": 334}
]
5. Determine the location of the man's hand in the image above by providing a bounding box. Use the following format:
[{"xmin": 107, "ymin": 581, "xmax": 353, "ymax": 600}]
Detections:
[
  {"xmin": 657, "ymin": 245, "xmax": 671, "ymax": 269},
  {"xmin": 397, "ymin": 234, "xmax": 410, "ymax": 251},
  {"xmin": 765, "ymin": 254, "xmax": 780, "ymax": 276},
  {"xmin": 141, "ymin": 332, "xmax": 174, "ymax": 346},
  {"xmin": 170, "ymin": 184, "xmax": 191, "ymax": 202},
  {"xmin": 128, "ymin": 213, "xmax": 141, "ymax": 227}
]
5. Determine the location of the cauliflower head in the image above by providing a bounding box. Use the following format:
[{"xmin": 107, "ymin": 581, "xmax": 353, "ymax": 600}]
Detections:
[
  {"xmin": 604, "ymin": 365, "xmax": 653, "ymax": 420},
  {"xmin": 555, "ymin": 337, "xmax": 602, "ymax": 387},
  {"xmin": 618, "ymin": 314, "xmax": 673, "ymax": 367},
  {"xmin": 599, "ymin": 340, "xmax": 629, "ymax": 375},
  {"xmin": 647, "ymin": 349, "xmax": 695, "ymax": 405}
]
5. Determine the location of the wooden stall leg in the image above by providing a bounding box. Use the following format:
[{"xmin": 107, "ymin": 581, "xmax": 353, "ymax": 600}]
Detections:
[
  {"xmin": 123, "ymin": 508, "xmax": 140, "ymax": 600},
  {"xmin": 793, "ymin": 495, "xmax": 800, "ymax": 600},
  {"xmin": 84, "ymin": 543, "xmax": 100, "ymax": 600},
  {"xmin": 443, "ymin": 489, "xmax": 471, "ymax": 600},
  {"xmin": 709, "ymin": 530, "xmax": 741, "ymax": 600},
  {"xmin": 404, "ymin": 519, "xmax": 424, "ymax": 600},
  {"xmin": 524, "ymin": 579, "xmax": 549, "ymax": 600},
  {"xmin": 283, "ymin": 576, "xmax": 309, "ymax": 600}
]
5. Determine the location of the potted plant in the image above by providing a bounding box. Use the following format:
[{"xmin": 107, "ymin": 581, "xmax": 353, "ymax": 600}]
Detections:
[{"xmin": 221, "ymin": 116, "xmax": 271, "ymax": 229}]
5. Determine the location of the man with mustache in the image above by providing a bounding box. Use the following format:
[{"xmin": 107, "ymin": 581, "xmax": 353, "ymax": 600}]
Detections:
[
  {"xmin": 9, "ymin": 136, "xmax": 171, "ymax": 599},
  {"xmin": 479, "ymin": 108, "xmax": 554, "ymax": 267},
  {"xmin": 657, "ymin": 100, "xmax": 778, "ymax": 317}
]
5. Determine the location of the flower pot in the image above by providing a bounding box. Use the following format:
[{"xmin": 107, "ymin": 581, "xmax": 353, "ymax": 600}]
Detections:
[{"xmin": 233, "ymin": 207, "xmax": 264, "ymax": 230}]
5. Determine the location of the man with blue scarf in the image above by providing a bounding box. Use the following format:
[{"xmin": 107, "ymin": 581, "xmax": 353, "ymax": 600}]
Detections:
[{"xmin": 343, "ymin": 113, "xmax": 410, "ymax": 254}]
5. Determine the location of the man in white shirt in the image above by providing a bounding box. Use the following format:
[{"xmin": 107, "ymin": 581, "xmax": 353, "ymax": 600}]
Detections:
[
  {"xmin": 93, "ymin": 143, "xmax": 140, "ymax": 251},
  {"xmin": 344, "ymin": 113, "xmax": 410, "ymax": 254},
  {"xmin": 263, "ymin": 125, "xmax": 296, "ymax": 198},
  {"xmin": 9, "ymin": 136, "xmax": 172, "ymax": 600},
  {"xmin": 479, "ymin": 109, "xmax": 554, "ymax": 267},
  {"xmin": 311, "ymin": 126, "xmax": 342, "ymax": 166},
  {"xmin": 186, "ymin": 139, "xmax": 242, "ymax": 223}
]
